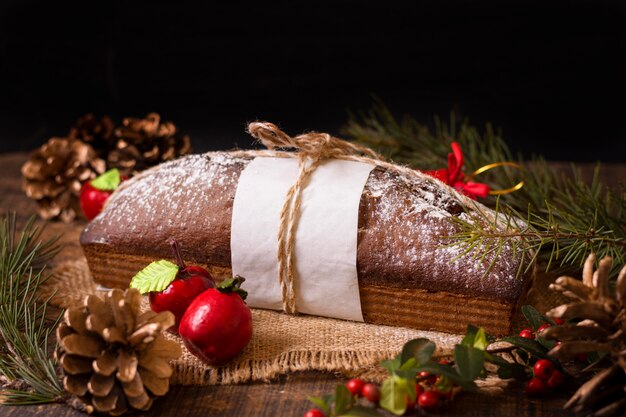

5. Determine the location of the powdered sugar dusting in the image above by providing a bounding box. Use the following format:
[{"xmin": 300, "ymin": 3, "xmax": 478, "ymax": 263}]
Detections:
[
  {"xmin": 359, "ymin": 168, "xmax": 520, "ymax": 301},
  {"xmin": 82, "ymin": 152, "xmax": 252, "ymax": 258},
  {"xmin": 83, "ymin": 152, "xmax": 524, "ymax": 302}
]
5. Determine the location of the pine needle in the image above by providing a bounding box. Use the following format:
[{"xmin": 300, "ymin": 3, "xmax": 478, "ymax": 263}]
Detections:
[{"xmin": 0, "ymin": 212, "xmax": 65, "ymax": 405}]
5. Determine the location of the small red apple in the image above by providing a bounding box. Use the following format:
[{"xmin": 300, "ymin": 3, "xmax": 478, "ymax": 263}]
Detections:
[
  {"xmin": 80, "ymin": 168, "xmax": 126, "ymax": 220},
  {"xmin": 179, "ymin": 276, "xmax": 252, "ymax": 366},
  {"xmin": 130, "ymin": 240, "xmax": 215, "ymax": 333}
]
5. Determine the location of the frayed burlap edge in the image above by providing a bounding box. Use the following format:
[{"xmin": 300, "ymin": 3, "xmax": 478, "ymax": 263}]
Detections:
[{"xmin": 41, "ymin": 258, "xmax": 561, "ymax": 393}]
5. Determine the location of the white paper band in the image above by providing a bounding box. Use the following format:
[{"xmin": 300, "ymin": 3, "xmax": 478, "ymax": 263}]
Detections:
[{"xmin": 230, "ymin": 157, "xmax": 374, "ymax": 322}]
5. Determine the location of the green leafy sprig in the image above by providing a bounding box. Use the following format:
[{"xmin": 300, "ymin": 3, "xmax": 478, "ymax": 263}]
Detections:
[
  {"xmin": 307, "ymin": 306, "xmax": 584, "ymax": 416},
  {"xmin": 0, "ymin": 213, "xmax": 64, "ymax": 405}
]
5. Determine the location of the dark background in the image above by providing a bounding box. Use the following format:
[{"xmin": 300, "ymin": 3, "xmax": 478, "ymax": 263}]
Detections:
[{"xmin": 1, "ymin": 0, "xmax": 625, "ymax": 162}]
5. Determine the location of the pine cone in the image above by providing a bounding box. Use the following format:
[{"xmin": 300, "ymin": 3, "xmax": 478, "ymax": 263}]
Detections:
[
  {"xmin": 68, "ymin": 113, "xmax": 116, "ymax": 158},
  {"xmin": 108, "ymin": 113, "xmax": 191, "ymax": 176},
  {"xmin": 56, "ymin": 288, "xmax": 181, "ymax": 415},
  {"xmin": 21, "ymin": 138, "xmax": 106, "ymax": 222},
  {"xmin": 545, "ymin": 254, "xmax": 626, "ymax": 417}
]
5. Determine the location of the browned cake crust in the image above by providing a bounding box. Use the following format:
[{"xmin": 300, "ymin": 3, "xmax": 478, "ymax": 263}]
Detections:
[{"xmin": 80, "ymin": 152, "xmax": 530, "ymax": 335}]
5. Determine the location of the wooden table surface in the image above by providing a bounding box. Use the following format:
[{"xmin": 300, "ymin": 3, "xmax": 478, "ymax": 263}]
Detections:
[{"xmin": 4, "ymin": 152, "xmax": 623, "ymax": 417}]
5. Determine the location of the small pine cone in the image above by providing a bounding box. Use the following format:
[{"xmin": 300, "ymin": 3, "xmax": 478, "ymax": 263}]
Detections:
[
  {"xmin": 108, "ymin": 113, "xmax": 191, "ymax": 176},
  {"xmin": 57, "ymin": 288, "xmax": 181, "ymax": 416},
  {"xmin": 68, "ymin": 113, "xmax": 116, "ymax": 158},
  {"xmin": 21, "ymin": 138, "xmax": 106, "ymax": 222}
]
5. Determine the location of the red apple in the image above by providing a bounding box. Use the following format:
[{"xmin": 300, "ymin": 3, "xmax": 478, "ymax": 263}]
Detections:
[
  {"xmin": 80, "ymin": 168, "xmax": 126, "ymax": 220},
  {"xmin": 179, "ymin": 276, "xmax": 252, "ymax": 366},
  {"xmin": 130, "ymin": 240, "xmax": 215, "ymax": 333},
  {"xmin": 149, "ymin": 264, "xmax": 214, "ymax": 332}
]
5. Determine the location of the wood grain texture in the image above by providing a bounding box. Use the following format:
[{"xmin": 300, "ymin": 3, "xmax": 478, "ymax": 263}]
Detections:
[{"xmin": 3, "ymin": 151, "xmax": 622, "ymax": 417}]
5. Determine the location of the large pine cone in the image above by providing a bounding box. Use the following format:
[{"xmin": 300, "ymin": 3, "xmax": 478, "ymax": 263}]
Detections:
[
  {"xmin": 546, "ymin": 254, "xmax": 626, "ymax": 417},
  {"xmin": 108, "ymin": 113, "xmax": 191, "ymax": 176},
  {"xmin": 57, "ymin": 288, "xmax": 181, "ymax": 415},
  {"xmin": 21, "ymin": 138, "xmax": 105, "ymax": 222}
]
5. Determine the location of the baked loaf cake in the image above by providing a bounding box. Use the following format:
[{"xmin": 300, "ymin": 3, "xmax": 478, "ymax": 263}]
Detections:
[{"xmin": 80, "ymin": 152, "xmax": 531, "ymax": 335}]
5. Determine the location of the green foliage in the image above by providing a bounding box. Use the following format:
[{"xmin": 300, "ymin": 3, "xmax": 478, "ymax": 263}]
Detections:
[
  {"xmin": 89, "ymin": 168, "xmax": 121, "ymax": 191},
  {"xmin": 521, "ymin": 305, "xmax": 555, "ymax": 330},
  {"xmin": 129, "ymin": 259, "xmax": 179, "ymax": 294},
  {"xmin": 0, "ymin": 213, "xmax": 65, "ymax": 404},
  {"xmin": 342, "ymin": 101, "xmax": 626, "ymax": 278},
  {"xmin": 308, "ymin": 315, "xmax": 575, "ymax": 416}
]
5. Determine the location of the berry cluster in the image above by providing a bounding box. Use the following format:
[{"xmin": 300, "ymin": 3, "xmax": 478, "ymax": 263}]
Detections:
[
  {"xmin": 304, "ymin": 363, "xmax": 460, "ymax": 417},
  {"xmin": 518, "ymin": 319, "xmax": 565, "ymax": 395},
  {"xmin": 524, "ymin": 359, "xmax": 564, "ymax": 395},
  {"xmin": 519, "ymin": 317, "xmax": 564, "ymax": 340}
]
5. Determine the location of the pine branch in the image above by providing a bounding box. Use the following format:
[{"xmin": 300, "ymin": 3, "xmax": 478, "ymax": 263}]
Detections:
[
  {"xmin": 0, "ymin": 213, "xmax": 65, "ymax": 405},
  {"xmin": 448, "ymin": 198, "xmax": 625, "ymax": 278},
  {"xmin": 342, "ymin": 100, "xmax": 626, "ymax": 278}
]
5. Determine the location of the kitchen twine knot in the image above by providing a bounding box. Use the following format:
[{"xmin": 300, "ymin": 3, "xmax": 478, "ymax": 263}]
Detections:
[
  {"xmin": 247, "ymin": 122, "xmax": 385, "ymax": 314},
  {"xmin": 245, "ymin": 121, "xmax": 523, "ymax": 315}
]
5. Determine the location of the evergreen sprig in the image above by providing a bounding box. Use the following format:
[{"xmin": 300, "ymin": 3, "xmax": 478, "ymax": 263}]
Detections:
[
  {"xmin": 342, "ymin": 101, "xmax": 626, "ymax": 278},
  {"xmin": 0, "ymin": 213, "xmax": 65, "ymax": 405}
]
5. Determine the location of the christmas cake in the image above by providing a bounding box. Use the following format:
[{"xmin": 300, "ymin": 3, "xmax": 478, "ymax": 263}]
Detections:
[{"xmin": 80, "ymin": 151, "xmax": 531, "ymax": 335}]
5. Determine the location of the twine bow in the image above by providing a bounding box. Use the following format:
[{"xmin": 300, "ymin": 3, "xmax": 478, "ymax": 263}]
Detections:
[{"xmin": 247, "ymin": 122, "xmax": 384, "ymax": 314}]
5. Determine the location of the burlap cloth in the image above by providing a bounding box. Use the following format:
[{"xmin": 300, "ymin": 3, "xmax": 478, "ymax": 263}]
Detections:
[{"xmin": 42, "ymin": 259, "xmax": 567, "ymax": 389}]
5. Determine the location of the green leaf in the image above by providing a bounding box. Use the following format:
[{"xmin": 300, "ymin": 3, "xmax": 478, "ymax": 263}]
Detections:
[
  {"xmin": 394, "ymin": 369, "xmax": 418, "ymax": 380},
  {"xmin": 521, "ymin": 305, "xmax": 544, "ymax": 330},
  {"xmin": 380, "ymin": 376, "xmax": 410, "ymax": 416},
  {"xmin": 454, "ymin": 345, "xmax": 485, "ymax": 380},
  {"xmin": 217, "ymin": 276, "xmax": 248, "ymax": 300},
  {"xmin": 129, "ymin": 260, "xmax": 179, "ymax": 294},
  {"xmin": 500, "ymin": 336, "xmax": 550, "ymax": 360},
  {"xmin": 90, "ymin": 168, "xmax": 121, "ymax": 191},
  {"xmin": 381, "ymin": 357, "xmax": 401, "ymax": 374},
  {"xmin": 462, "ymin": 325, "xmax": 489, "ymax": 350},
  {"xmin": 435, "ymin": 375, "xmax": 453, "ymax": 394},
  {"xmin": 308, "ymin": 396, "xmax": 331, "ymax": 416},
  {"xmin": 400, "ymin": 338, "xmax": 436, "ymax": 366},
  {"xmin": 536, "ymin": 335, "xmax": 557, "ymax": 350},
  {"xmin": 417, "ymin": 363, "xmax": 477, "ymax": 391},
  {"xmin": 461, "ymin": 325, "xmax": 479, "ymax": 347},
  {"xmin": 335, "ymin": 384, "xmax": 354, "ymax": 415},
  {"xmin": 340, "ymin": 405, "xmax": 384, "ymax": 417},
  {"xmin": 496, "ymin": 362, "xmax": 528, "ymax": 380}
]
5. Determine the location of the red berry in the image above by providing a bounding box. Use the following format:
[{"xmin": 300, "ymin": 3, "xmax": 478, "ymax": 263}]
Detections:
[
  {"xmin": 304, "ymin": 409, "xmax": 325, "ymax": 417},
  {"xmin": 519, "ymin": 328, "xmax": 535, "ymax": 339},
  {"xmin": 546, "ymin": 370, "xmax": 564, "ymax": 389},
  {"xmin": 537, "ymin": 323, "xmax": 551, "ymax": 333},
  {"xmin": 418, "ymin": 390, "xmax": 440, "ymax": 411},
  {"xmin": 553, "ymin": 317, "xmax": 565, "ymax": 325},
  {"xmin": 525, "ymin": 377, "xmax": 548, "ymax": 395},
  {"xmin": 361, "ymin": 383, "xmax": 380, "ymax": 404},
  {"xmin": 415, "ymin": 383, "xmax": 424, "ymax": 396},
  {"xmin": 533, "ymin": 359, "xmax": 555, "ymax": 380},
  {"xmin": 438, "ymin": 358, "xmax": 453, "ymax": 365},
  {"xmin": 346, "ymin": 379, "xmax": 365, "ymax": 396},
  {"xmin": 418, "ymin": 371, "xmax": 437, "ymax": 385}
]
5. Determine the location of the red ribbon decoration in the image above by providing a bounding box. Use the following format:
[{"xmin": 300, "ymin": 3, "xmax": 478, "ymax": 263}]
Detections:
[{"xmin": 422, "ymin": 142, "xmax": 491, "ymax": 200}]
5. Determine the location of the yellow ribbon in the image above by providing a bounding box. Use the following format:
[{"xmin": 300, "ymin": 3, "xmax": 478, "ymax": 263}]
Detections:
[{"xmin": 466, "ymin": 161, "xmax": 525, "ymax": 196}]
